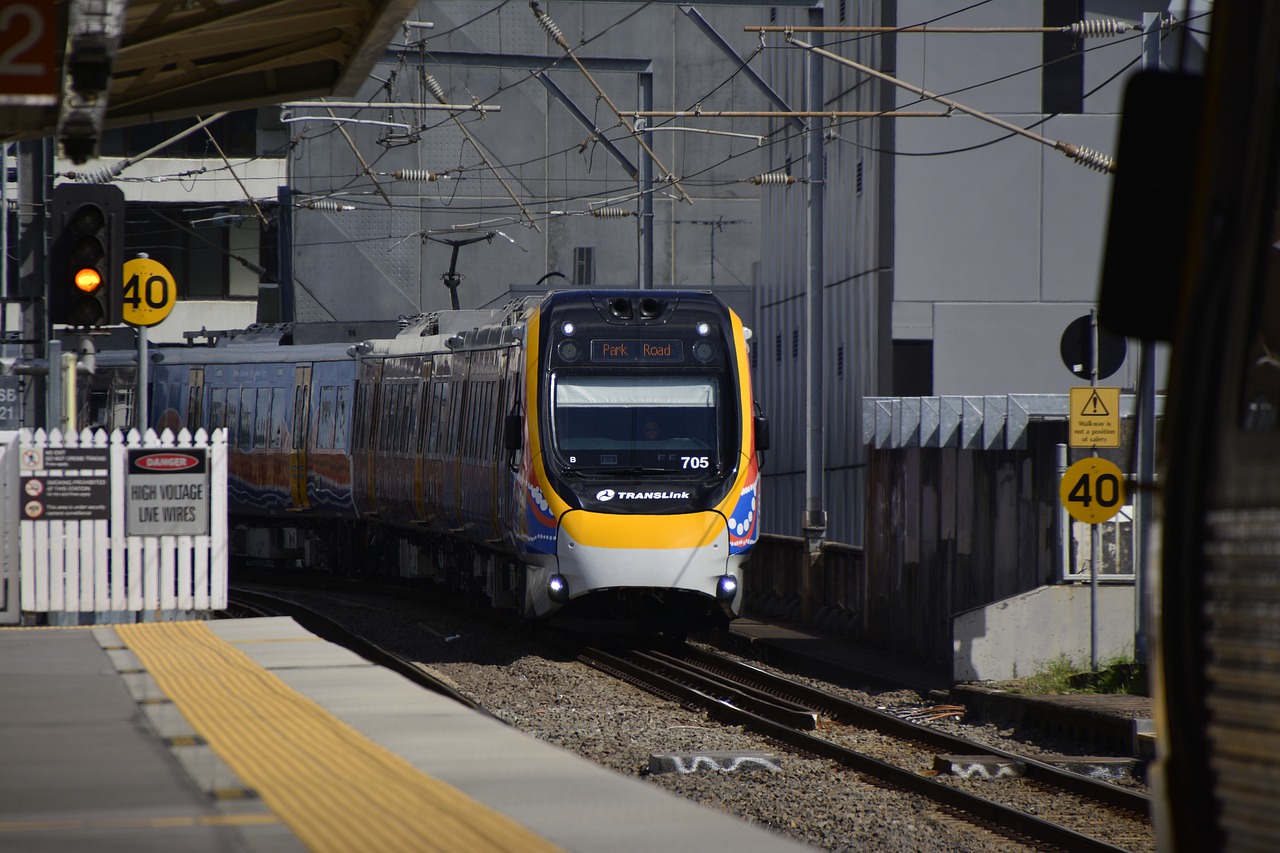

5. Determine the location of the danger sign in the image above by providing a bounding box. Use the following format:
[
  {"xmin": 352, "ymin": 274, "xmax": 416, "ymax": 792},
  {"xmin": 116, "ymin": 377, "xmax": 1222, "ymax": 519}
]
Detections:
[{"xmin": 126, "ymin": 448, "xmax": 209, "ymax": 536}]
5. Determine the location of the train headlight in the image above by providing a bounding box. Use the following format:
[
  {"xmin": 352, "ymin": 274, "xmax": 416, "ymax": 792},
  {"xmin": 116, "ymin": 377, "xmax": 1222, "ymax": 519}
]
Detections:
[
  {"xmin": 561, "ymin": 321, "xmax": 575, "ymax": 336},
  {"xmin": 715, "ymin": 575, "xmax": 738, "ymax": 602},
  {"xmin": 548, "ymin": 574, "xmax": 571, "ymax": 604},
  {"xmin": 558, "ymin": 340, "xmax": 581, "ymax": 361},
  {"xmin": 696, "ymin": 321, "xmax": 711, "ymax": 336},
  {"xmin": 692, "ymin": 340, "xmax": 715, "ymax": 362}
]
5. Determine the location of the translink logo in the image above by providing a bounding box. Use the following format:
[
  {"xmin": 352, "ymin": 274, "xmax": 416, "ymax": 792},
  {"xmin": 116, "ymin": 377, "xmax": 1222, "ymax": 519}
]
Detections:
[{"xmin": 596, "ymin": 489, "xmax": 691, "ymax": 501}]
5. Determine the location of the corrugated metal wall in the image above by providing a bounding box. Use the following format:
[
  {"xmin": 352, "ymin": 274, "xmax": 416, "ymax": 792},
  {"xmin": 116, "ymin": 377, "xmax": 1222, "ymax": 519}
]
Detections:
[
  {"xmin": 864, "ymin": 422, "xmax": 1065, "ymax": 664},
  {"xmin": 756, "ymin": 0, "xmax": 889, "ymax": 547}
]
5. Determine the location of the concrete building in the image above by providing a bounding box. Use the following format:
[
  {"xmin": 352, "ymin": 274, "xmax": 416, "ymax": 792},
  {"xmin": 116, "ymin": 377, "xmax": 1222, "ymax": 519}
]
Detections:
[
  {"xmin": 27, "ymin": 1, "xmax": 1210, "ymax": 554},
  {"xmin": 752, "ymin": 1, "xmax": 1207, "ymax": 546}
]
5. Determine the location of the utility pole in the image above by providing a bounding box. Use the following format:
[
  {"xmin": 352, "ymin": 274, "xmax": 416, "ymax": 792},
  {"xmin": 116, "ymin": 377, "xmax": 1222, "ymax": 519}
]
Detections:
[{"xmin": 801, "ymin": 6, "xmax": 826, "ymax": 622}]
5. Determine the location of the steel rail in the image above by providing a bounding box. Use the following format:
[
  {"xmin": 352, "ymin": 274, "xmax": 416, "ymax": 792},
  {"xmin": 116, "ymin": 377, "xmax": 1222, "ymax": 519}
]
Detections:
[
  {"xmin": 227, "ymin": 585, "xmax": 497, "ymax": 718},
  {"xmin": 680, "ymin": 645, "xmax": 1151, "ymax": 815},
  {"xmin": 570, "ymin": 641, "xmax": 1143, "ymax": 853}
]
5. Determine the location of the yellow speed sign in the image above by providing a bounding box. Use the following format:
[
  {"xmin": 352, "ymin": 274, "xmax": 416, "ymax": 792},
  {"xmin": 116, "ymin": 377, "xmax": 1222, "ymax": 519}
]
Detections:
[
  {"xmin": 1060, "ymin": 458, "xmax": 1128, "ymax": 524},
  {"xmin": 122, "ymin": 257, "xmax": 176, "ymax": 327}
]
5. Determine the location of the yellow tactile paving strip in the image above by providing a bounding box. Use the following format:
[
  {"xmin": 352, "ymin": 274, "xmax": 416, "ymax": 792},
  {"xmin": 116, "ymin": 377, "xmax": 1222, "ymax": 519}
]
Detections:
[{"xmin": 116, "ymin": 621, "xmax": 565, "ymax": 853}]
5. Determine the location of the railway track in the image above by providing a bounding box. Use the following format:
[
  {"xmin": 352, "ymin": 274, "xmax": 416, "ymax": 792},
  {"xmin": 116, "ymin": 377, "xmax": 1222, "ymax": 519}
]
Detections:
[
  {"xmin": 229, "ymin": 582, "xmax": 1152, "ymax": 851},
  {"xmin": 570, "ymin": 640, "xmax": 1152, "ymax": 853}
]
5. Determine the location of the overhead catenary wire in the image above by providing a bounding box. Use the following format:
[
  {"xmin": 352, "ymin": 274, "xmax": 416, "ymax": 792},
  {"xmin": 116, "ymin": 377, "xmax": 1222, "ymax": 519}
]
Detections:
[
  {"xmin": 633, "ymin": 110, "xmax": 949, "ymax": 118},
  {"xmin": 61, "ymin": 111, "xmax": 230, "ymax": 183},
  {"xmin": 746, "ymin": 19, "xmax": 1141, "ymax": 37},
  {"xmin": 421, "ymin": 71, "xmax": 540, "ymax": 231},
  {"xmin": 202, "ymin": 120, "xmax": 270, "ymax": 226},
  {"xmin": 529, "ymin": 1, "xmax": 693, "ymax": 205},
  {"xmin": 782, "ymin": 35, "xmax": 1116, "ymax": 174},
  {"xmin": 324, "ymin": 107, "xmax": 394, "ymax": 207}
]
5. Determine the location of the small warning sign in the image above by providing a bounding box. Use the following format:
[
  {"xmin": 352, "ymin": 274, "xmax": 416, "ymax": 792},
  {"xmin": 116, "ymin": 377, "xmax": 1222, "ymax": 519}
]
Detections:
[{"xmin": 1069, "ymin": 386, "xmax": 1121, "ymax": 448}]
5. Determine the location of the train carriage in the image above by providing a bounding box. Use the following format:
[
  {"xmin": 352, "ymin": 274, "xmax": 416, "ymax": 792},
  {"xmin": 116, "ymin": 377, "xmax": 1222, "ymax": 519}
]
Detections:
[{"xmin": 130, "ymin": 289, "xmax": 764, "ymax": 632}]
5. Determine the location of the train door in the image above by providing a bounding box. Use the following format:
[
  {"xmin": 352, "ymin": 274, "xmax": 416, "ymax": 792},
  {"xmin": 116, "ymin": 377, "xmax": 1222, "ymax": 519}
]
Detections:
[
  {"xmin": 290, "ymin": 365, "xmax": 311, "ymax": 509},
  {"xmin": 413, "ymin": 358, "xmax": 432, "ymax": 520},
  {"xmin": 495, "ymin": 347, "xmax": 520, "ymax": 537},
  {"xmin": 363, "ymin": 361, "xmax": 383, "ymax": 515},
  {"xmin": 186, "ymin": 368, "xmax": 204, "ymax": 433}
]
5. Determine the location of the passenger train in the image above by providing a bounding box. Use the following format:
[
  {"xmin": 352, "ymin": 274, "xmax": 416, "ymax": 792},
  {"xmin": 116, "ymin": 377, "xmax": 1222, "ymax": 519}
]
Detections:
[
  {"xmin": 133, "ymin": 289, "xmax": 766, "ymax": 632},
  {"xmin": 1101, "ymin": 3, "xmax": 1280, "ymax": 849}
]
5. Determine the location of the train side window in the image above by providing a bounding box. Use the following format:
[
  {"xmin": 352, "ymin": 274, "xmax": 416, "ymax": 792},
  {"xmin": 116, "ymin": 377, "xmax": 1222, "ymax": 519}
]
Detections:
[
  {"xmin": 352, "ymin": 383, "xmax": 366, "ymax": 449},
  {"xmin": 399, "ymin": 385, "xmax": 414, "ymax": 453},
  {"xmin": 428, "ymin": 380, "xmax": 446, "ymax": 453},
  {"xmin": 292, "ymin": 386, "xmax": 309, "ymax": 447},
  {"xmin": 239, "ymin": 388, "xmax": 254, "ymax": 451},
  {"xmin": 376, "ymin": 384, "xmax": 389, "ymax": 452},
  {"xmin": 225, "ymin": 388, "xmax": 239, "ymax": 446},
  {"xmin": 270, "ymin": 387, "xmax": 287, "ymax": 448},
  {"xmin": 209, "ymin": 387, "xmax": 225, "ymax": 434},
  {"xmin": 255, "ymin": 387, "xmax": 272, "ymax": 447},
  {"xmin": 334, "ymin": 386, "xmax": 350, "ymax": 451},
  {"xmin": 449, "ymin": 380, "xmax": 464, "ymax": 456},
  {"xmin": 317, "ymin": 386, "xmax": 336, "ymax": 450}
]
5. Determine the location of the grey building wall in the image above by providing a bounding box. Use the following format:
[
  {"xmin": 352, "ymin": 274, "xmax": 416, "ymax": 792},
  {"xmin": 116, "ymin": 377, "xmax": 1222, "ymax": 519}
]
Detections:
[
  {"xmin": 281, "ymin": 1, "xmax": 1204, "ymax": 549},
  {"xmin": 288, "ymin": 1, "xmax": 781, "ymax": 318},
  {"xmin": 756, "ymin": 1, "xmax": 1202, "ymax": 546}
]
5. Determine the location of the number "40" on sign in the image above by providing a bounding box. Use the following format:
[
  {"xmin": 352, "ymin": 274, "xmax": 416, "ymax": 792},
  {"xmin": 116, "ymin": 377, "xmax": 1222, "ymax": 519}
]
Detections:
[
  {"xmin": 122, "ymin": 257, "xmax": 176, "ymax": 327},
  {"xmin": 1059, "ymin": 457, "xmax": 1127, "ymax": 524}
]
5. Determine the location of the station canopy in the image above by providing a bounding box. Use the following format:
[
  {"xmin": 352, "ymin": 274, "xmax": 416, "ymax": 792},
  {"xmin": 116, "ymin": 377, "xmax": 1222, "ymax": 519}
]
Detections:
[{"xmin": 1, "ymin": 0, "xmax": 416, "ymax": 153}]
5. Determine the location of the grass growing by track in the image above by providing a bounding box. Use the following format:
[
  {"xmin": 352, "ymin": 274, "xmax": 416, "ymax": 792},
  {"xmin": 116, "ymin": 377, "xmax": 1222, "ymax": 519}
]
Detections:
[{"xmin": 1011, "ymin": 654, "xmax": 1147, "ymax": 696}]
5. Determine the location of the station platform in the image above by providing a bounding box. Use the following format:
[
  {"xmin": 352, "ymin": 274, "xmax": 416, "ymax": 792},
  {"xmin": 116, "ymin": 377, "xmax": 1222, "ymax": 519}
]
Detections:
[{"xmin": 0, "ymin": 617, "xmax": 810, "ymax": 853}]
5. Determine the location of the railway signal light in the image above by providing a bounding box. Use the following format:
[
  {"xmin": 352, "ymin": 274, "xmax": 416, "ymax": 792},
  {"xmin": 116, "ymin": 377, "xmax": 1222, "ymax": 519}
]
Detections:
[{"xmin": 48, "ymin": 184, "xmax": 125, "ymax": 326}]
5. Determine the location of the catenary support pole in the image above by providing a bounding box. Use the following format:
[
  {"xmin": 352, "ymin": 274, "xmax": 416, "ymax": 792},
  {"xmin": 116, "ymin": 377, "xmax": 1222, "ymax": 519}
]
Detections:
[{"xmin": 801, "ymin": 7, "xmax": 826, "ymax": 621}]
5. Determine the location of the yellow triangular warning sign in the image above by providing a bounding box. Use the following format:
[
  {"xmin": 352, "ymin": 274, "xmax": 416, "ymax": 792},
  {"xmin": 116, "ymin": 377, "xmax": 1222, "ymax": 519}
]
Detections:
[{"xmin": 1081, "ymin": 389, "xmax": 1111, "ymax": 417}]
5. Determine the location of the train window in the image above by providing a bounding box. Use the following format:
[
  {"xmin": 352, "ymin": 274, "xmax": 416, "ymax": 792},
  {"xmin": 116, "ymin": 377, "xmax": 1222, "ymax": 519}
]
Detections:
[
  {"xmin": 316, "ymin": 386, "xmax": 336, "ymax": 450},
  {"xmin": 428, "ymin": 380, "xmax": 448, "ymax": 454},
  {"xmin": 225, "ymin": 389, "xmax": 239, "ymax": 446},
  {"xmin": 239, "ymin": 389, "xmax": 254, "ymax": 451},
  {"xmin": 209, "ymin": 387, "xmax": 225, "ymax": 434},
  {"xmin": 270, "ymin": 387, "xmax": 287, "ymax": 448},
  {"xmin": 551, "ymin": 375, "xmax": 721, "ymax": 474},
  {"xmin": 255, "ymin": 388, "xmax": 272, "ymax": 447},
  {"xmin": 334, "ymin": 386, "xmax": 350, "ymax": 451}
]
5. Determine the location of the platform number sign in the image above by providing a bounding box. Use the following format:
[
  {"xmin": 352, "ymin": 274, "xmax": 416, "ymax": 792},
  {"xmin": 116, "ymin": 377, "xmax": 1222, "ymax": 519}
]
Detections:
[
  {"xmin": 0, "ymin": 4, "xmax": 58, "ymax": 106},
  {"xmin": 1060, "ymin": 458, "xmax": 1127, "ymax": 524},
  {"xmin": 122, "ymin": 257, "xmax": 177, "ymax": 327}
]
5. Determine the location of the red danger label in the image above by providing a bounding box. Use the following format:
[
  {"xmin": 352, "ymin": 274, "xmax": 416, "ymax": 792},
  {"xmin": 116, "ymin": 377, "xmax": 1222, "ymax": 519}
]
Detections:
[{"xmin": 134, "ymin": 453, "xmax": 200, "ymax": 471}]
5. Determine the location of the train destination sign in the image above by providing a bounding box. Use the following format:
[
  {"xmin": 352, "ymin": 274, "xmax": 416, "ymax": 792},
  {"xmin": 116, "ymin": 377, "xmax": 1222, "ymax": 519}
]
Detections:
[
  {"xmin": 126, "ymin": 448, "xmax": 209, "ymax": 536},
  {"xmin": 591, "ymin": 339, "xmax": 684, "ymax": 363}
]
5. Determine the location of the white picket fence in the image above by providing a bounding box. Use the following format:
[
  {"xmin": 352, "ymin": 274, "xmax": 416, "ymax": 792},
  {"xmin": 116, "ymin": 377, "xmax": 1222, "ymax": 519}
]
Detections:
[{"xmin": 0, "ymin": 427, "xmax": 227, "ymax": 624}]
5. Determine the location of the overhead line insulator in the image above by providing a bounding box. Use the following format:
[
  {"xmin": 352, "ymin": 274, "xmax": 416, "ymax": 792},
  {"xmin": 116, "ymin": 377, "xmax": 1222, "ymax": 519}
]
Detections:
[
  {"xmin": 589, "ymin": 207, "xmax": 632, "ymax": 218},
  {"xmin": 1066, "ymin": 19, "xmax": 1135, "ymax": 38},
  {"xmin": 394, "ymin": 169, "xmax": 442, "ymax": 182},
  {"xmin": 750, "ymin": 173, "xmax": 797, "ymax": 186}
]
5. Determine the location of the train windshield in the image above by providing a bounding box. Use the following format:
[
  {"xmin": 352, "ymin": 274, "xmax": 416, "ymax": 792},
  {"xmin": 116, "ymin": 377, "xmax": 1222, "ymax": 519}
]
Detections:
[{"xmin": 551, "ymin": 374, "xmax": 721, "ymax": 474}]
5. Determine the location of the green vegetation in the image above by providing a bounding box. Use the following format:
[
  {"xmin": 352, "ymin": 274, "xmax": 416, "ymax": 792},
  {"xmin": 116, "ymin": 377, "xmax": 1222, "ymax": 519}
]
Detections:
[{"xmin": 1011, "ymin": 653, "xmax": 1146, "ymax": 696}]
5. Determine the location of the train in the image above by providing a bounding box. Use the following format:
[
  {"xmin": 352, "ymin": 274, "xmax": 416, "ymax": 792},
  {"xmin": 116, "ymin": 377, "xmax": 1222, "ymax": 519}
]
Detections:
[
  {"xmin": 108, "ymin": 289, "xmax": 766, "ymax": 633},
  {"xmin": 1099, "ymin": 3, "xmax": 1280, "ymax": 850}
]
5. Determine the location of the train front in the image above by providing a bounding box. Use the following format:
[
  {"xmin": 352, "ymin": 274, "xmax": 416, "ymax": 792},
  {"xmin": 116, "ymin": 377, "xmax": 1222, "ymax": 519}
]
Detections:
[{"xmin": 515, "ymin": 290, "xmax": 762, "ymax": 631}]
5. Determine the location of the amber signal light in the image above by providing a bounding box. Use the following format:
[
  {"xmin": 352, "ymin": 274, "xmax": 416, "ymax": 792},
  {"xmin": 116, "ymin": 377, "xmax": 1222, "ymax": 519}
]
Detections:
[{"xmin": 74, "ymin": 267, "xmax": 103, "ymax": 292}]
